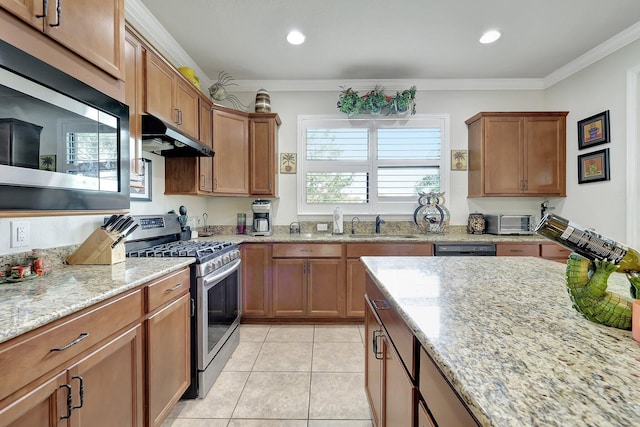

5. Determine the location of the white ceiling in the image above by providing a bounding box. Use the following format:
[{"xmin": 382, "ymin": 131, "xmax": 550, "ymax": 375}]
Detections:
[{"xmin": 138, "ymin": 0, "xmax": 640, "ymax": 85}]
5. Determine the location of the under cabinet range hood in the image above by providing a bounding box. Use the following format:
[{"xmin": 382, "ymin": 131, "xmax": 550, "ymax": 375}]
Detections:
[{"xmin": 141, "ymin": 114, "xmax": 214, "ymax": 157}]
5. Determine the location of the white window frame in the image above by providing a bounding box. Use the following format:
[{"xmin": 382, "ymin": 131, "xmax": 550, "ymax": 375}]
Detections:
[{"xmin": 297, "ymin": 113, "xmax": 450, "ymax": 218}]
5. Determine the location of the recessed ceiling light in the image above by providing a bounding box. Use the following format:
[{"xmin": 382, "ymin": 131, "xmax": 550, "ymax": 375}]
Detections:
[
  {"xmin": 287, "ymin": 30, "xmax": 306, "ymax": 45},
  {"xmin": 479, "ymin": 30, "xmax": 501, "ymax": 44}
]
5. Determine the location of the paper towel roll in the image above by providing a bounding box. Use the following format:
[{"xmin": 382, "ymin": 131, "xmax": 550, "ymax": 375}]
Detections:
[{"xmin": 333, "ymin": 207, "xmax": 344, "ymax": 234}]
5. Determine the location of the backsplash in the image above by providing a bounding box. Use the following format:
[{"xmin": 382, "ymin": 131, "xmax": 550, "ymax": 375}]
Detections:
[{"xmin": 0, "ymin": 221, "xmax": 468, "ymax": 274}]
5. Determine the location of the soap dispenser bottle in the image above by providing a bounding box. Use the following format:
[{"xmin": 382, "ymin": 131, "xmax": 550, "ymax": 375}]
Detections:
[{"xmin": 333, "ymin": 206, "xmax": 344, "ymax": 235}]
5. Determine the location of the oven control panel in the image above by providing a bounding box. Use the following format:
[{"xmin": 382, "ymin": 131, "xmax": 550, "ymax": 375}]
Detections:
[{"xmin": 139, "ymin": 217, "xmax": 165, "ymax": 230}]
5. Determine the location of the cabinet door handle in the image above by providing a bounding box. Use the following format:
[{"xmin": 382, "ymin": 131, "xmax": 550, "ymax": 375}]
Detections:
[
  {"xmin": 214, "ymin": 178, "xmax": 217, "ymax": 189},
  {"xmin": 372, "ymin": 299, "xmax": 390, "ymax": 310},
  {"xmin": 60, "ymin": 383, "xmax": 73, "ymax": 420},
  {"xmin": 50, "ymin": 332, "xmax": 89, "ymax": 352},
  {"xmin": 174, "ymin": 109, "xmax": 180, "ymax": 124},
  {"xmin": 201, "ymin": 175, "xmax": 206, "ymax": 187},
  {"xmin": 166, "ymin": 283, "xmax": 182, "ymax": 292},
  {"xmin": 36, "ymin": 0, "xmax": 48, "ymax": 18},
  {"xmin": 71, "ymin": 375, "xmax": 84, "ymax": 410},
  {"xmin": 49, "ymin": 0, "xmax": 61, "ymax": 27},
  {"xmin": 372, "ymin": 329, "xmax": 383, "ymax": 360},
  {"xmin": 177, "ymin": 110, "xmax": 183, "ymax": 125}
]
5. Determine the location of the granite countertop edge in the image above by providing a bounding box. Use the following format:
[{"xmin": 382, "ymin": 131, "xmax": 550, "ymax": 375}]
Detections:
[{"xmin": 0, "ymin": 258, "xmax": 194, "ymax": 345}]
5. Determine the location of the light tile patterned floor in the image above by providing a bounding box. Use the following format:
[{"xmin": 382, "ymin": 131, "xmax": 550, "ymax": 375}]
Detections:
[{"xmin": 163, "ymin": 324, "xmax": 373, "ymax": 427}]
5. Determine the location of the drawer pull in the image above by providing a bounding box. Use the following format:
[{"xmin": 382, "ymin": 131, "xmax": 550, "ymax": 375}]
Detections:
[
  {"xmin": 166, "ymin": 283, "xmax": 183, "ymax": 292},
  {"xmin": 36, "ymin": 0, "xmax": 48, "ymax": 18},
  {"xmin": 60, "ymin": 383, "xmax": 72, "ymax": 420},
  {"xmin": 372, "ymin": 329, "xmax": 384, "ymax": 360},
  {"xmin": 49, "ymin": 0, "xmax": 61, "ymax": 27},
  {"xmin": 50, "ymin": 332, "xmax": 89, "ymax": 352},
  {"xmin": 372, "ymin": 299, "xmax": 390, "ymax": 310},
  {"xmin": 72, "ymin": 375, "xmax": 84, "ymax": 410}
]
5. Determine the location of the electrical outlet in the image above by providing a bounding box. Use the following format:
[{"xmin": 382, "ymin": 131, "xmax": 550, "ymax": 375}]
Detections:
[
  {"xmin": 10, "ymin": 221, "xmax": 30, "ymax": 248},
  {"xmin": 317, "ymin": 223, "xmax": 328, "ymax": 231}
]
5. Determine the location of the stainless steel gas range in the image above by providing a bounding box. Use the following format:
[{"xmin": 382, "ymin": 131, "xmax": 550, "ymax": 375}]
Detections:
[{"xmin": 123, "ymin": 213, "xmax": 241, "ymax": 399}]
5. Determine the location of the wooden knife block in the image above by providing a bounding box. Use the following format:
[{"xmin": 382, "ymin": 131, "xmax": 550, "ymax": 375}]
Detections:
[{"xmin": 67, "ymin": 228, "xmax": 126, "ymax": 265}]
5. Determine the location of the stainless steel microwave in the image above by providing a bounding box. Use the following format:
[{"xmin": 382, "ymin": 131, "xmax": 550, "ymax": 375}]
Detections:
[
  {"xmin": 485, "ymin": 214, "xmax": 535, "ymax": 235},
  {"xmin": 0, "ymin": 39, "xmax": 129, "ymax": 211}
]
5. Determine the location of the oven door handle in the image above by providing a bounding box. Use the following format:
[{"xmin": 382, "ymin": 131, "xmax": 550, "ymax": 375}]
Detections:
[{"xmin": 202, "ymin": 258, "xmax": 241, "ymax": 286}]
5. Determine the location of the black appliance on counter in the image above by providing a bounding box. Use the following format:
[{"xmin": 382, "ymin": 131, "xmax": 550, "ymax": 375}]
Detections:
[
  {"xmin": 123, "ymin": 213, "xmax": 241, "ymax": 399},
  {"xmin": 433, "ymin": 242, "xmax": 496, "ymax": 256}
]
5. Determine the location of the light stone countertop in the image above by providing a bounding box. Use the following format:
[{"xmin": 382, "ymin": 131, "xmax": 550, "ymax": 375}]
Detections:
[
  {"xmin": 0, "ymin": 257, "xmax": 193, "ymax": 345},
  {"xmin": 197, "ymin": 230, "xmax": 549, "ymax": 244},
  {"xmin": 361, "ymin": 256, "xmax": 640, "ymax": 427}
]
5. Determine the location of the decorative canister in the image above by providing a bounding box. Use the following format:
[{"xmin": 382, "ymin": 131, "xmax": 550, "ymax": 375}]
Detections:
[
  {"xmin": 255, "ymin": 88, "xmax": 271, "ymax": 113},
  {"xmin": 467, "ymin": 212, "xmax": 486, "ymax": 234}
]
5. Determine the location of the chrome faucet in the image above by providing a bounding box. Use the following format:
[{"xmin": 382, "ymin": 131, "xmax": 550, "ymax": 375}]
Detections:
[
  {"xmin": 351, "ymin": 217, "xmax": 360, "ymax": 234},
  {"xmin": 375, "ymin": 215, "xmax": 385, "ymax": 234}
]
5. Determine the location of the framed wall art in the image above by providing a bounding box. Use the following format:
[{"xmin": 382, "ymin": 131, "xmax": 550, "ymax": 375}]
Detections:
[
  {"xmin": 39, "ymin": 154, "xmax": 56, "ymax": 171},
  {"xmin": 280, "ymin": 153, "xmax": 297, "ymax": 174},
  {"xmin": 451, "ymin": 150, "xmax": 467, "ymax": 171},
  {"xmin": 578, "ymin": 110, "xmax": 610, "ymax": 150},
  {"xmin": 130, "ymin": 158, "xmax": 152, "ymax": 201},
  {"xmin": 578, "ymin": 148, "xmax": 609, "ymax": 184}
]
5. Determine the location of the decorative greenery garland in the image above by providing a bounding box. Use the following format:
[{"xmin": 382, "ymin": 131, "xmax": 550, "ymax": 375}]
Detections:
[{"xmin": 337, "ymin": 86, "xmax": 416, "ymax": 116}]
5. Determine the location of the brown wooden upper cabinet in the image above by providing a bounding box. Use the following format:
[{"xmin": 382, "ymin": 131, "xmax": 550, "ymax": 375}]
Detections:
[
  {"xmin": 145, "ymin": 50, "xmax": 199, "ymax": 140},
  {"xmin": 0, "ymin": 0, "xmax": 125, "ymax": 79},
  {"xmin": 212, "ymin": 107, "xmax": 250, "ymax": 195},
  {"xmin": 466, "ymin": 112, "xmax": 568, "ymax": 197},
  {"xmin": 250, "ymin": 113, "xmax": 281, "ymax": 197}
]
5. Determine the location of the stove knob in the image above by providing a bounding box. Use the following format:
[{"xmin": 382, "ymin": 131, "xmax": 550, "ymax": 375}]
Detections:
[
  {"xmin": 222, "ymin": 254, "xmax": 230, "ymax": 264},
  {"xmin": 214, "ymin": 258, "xmax": 223, "ymax": 269}
]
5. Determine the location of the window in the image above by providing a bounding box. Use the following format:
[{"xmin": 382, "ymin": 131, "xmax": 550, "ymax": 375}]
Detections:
[{"xmin": 297, "ymin": 114, "xmax": 449, "ymax": 216}]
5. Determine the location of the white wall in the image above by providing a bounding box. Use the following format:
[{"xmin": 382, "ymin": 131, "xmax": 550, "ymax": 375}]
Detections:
[
  {"xmin": 2, "ymin": 40, "xmax": 639, "ymax": 255},
  {"xmin": 545, "ymin": 39, "xmax": 640, "ymax": 242}
]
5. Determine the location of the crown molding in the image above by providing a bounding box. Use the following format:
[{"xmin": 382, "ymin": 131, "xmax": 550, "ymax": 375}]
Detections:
[
  {"xmin": 231, "ymin": 78, "xmax": 545, "ymax": 92},
  {"xmin": 125, "ymin": 0, "xmax": 212, "ymax": 90},
  {"xmin": 544, "ymin": 21, "xmax": 640, "ymax": 89},
  {"xmin": 125, "ymin": 0, "xmax": 639, "ymax": 94}
]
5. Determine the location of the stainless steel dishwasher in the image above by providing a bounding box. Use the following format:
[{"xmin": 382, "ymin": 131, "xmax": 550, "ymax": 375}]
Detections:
[{"xmin": 433, "ymin": 242, "xmax": 496, "ymax": 256}]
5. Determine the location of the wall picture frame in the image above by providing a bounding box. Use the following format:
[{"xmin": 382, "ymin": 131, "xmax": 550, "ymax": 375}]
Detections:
[
  {"xmin": 39, "ymin": 154, "xmax": 56, "ymax": 171},
  {"xmin": 280, "ymin": 153, "xmax": 297, "ymax": 174},
  {"xmin": 578, "ymin": 148, "xmax": 609, "ymax": 184},
  {"xmin": 130, "ymin": 158, "xmax": 152, "ymax": 201},
  {"xmin": 451, "ymin": 150, "xmax": 467, "ymax": 171},
  {"xmin": 577, "ymin": 110, "xmax": 610, "ymax": 150}
]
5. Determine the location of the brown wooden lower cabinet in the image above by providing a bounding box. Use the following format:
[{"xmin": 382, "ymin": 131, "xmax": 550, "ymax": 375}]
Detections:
[
  {"xmin": 540, "ymin": 242, "xmax": 572, "ymax": 263},
  {"xmin": 365, "ymin": 295, "xmax": 415, "ymax": 427},
  {"xmin": 495, "ymin": 242, "xmax": 540, "ymax": 257},
  {"xmin": 0, "ymin": 324, "xmax": 144, "ymax": 426},
  {"xmin": 364, "ymin": 300, "xmax": 384, "ymax": 427},
  {"xmin": 419, "ymin": 346, "xmax": 478, "ymax": 426},
  {"xmin": 0, "ymin": 266, "xmax": 191, "ymax": 427},
  {"xmin": 271, "ymin": 244, "xmax": 345, "ymax": 319},
  {"xmin": 241, "ymin": 243, "xmax": 272, "ymax": 318},
  {"xmin": 365, "ymin": 271, "xmax": 479, "ymax": 427},
  {"xmin": 272, "ymin": 257, "xmax": 345, "ymax": 318},
  {"xmin": 146, "ymin": 293, "xmax": 190, "ymax": 427}
]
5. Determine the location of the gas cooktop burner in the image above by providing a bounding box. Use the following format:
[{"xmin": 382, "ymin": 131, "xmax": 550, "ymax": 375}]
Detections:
[{"xmin": 126, "ymin": 240, "xmax": 235, "ymax": 262}]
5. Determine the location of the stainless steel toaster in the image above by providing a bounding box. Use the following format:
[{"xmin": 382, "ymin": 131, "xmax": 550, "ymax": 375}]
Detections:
[{"xmin": 484, "ymin": 214, "xmax": 535, "ymax": 235}]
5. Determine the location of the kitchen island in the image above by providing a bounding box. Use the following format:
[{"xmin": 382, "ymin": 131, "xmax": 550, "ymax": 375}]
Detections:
[{"xmin": 361, "ymin": 256, "xmax": 640, "ymax": 426}]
